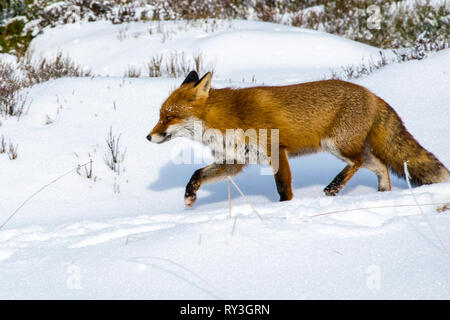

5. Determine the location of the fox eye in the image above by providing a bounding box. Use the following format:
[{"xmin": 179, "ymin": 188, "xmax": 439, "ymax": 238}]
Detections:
[{"xmin": 166, "ymin": 116, "xmax": 176, "ymax": 121}]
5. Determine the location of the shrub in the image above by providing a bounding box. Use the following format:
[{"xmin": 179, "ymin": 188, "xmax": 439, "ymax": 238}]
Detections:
[
  {"xmin": 146, "ymin": 54, "xmax": 163, "ymax": 77},
  {"xmin": 124, "ymin": 64, "xmax": 141, "ymax": 78},
  {"xmin": 76, "ymin": 157, "xmax": 96, "ymax": 181},
  {"xmin": 0, "ymin": 51, "xmax": 91, "ymax": 118},
  {"xmin": 0, "ymin": 135, "xmax": 6, "ymax": 153},
  {"xmin": 289, "ymin": 0, "xmax": 449, "ymax": 50},
  {"xmin": 22, "ymin": 51, "xmax": 91, "ymax": 84},
  {"xmin": 0, "ymin": 59, "xmax": 26, "ymax": 117},
  {"xmin": 7, "ymin": 140, "xmax": 18, "ymax": 159},
  {"xmin": 0, "ymin": 135, "xmax": 19, "ymax": 159},
  {"xmin": 104, "ymin": 126, "xmax": 126, "ymax": 174},
  {"xmin": 146, "ymin": 51, "xmax": 215, "ymax": 78}
]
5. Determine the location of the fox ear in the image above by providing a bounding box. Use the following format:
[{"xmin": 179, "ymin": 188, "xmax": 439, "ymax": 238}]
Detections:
[
  {"xmin": 193, "ymin": 72, "xmax": 212, "ymax": 100},
  {"xmin": 181, "ymin": 71, "xmax": 199, "ymax": 86}
]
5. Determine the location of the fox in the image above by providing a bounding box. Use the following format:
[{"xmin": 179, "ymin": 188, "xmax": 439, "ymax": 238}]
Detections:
[{"xmin": 147, "ymin": 71, "xmax": 449, "ymax": 207}]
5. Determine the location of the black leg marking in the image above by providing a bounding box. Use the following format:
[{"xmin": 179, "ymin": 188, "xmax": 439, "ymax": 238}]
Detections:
[
  {"xmin": 324, "ymin": 161, "xmax": 362, "ymax": 196},
  {"xmin": 324, "ymin": 175, "xmax": 345, "ymax": 196},
  {"xmin": 324, "ymin": 166, "xmax": 350, "ymax": 196},
  {"xmin": 185, "ymin": 168, "xmax": 202, "ymax": 205},
  {"xmin": 275, "ymin": 179, "xmax": 290, "ymax": 201}
]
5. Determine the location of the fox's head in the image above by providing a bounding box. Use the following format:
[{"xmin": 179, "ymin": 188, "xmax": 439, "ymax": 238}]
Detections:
[{"xmin": 147, "ymin": 71, "xmax": 212, "ymax": 144}]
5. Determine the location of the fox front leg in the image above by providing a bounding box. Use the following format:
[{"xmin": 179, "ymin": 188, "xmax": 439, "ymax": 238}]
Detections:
[
  {"xmin": 273, "ymin": 148, "xmax": 294, "ymax": 201},
  {"xmin": 184, "ymin": 163, "xmax": 245, "ymax": 207}
]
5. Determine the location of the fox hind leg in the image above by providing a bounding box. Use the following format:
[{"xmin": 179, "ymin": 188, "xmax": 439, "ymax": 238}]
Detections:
[
  {"xmin": 362, "ymin": 148, "xmax": 392, "ymax": 192},
  {"xmin": 324, "ymin": 157, "xmax": 363, "ymax": 196},
  {"xmin": 185, "ymin": 163, "xmax": 245, "ymax": 207},
  {"xmin": 321, "ymin": 138, "xmax": 364, "ymax": 196}
]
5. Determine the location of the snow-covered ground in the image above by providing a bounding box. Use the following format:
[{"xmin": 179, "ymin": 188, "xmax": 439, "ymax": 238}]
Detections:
[
  {"xmin": 0, "ymin": 20, "xmax": 449, "ymax": 299},
  {"xmin": 29, "ymin": 20, "xmax": 388, "ymax": 83}
]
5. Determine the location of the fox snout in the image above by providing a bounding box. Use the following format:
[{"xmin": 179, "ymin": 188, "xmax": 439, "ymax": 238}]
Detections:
[
  {"xmin": 147, "ymin": 119, "xmax": 172, "ymax": 144},
  {"xmin": 148, "ymin": 116, "xmax": 194, "ymax": 144},
  {"xmin": 147, "ymin": 131, "xmax": 172, "ymax": 144}
]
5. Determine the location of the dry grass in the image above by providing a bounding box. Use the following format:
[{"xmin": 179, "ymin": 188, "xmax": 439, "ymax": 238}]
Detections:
[
  {"xmin": 164, "ymin": 52, "xmax": 191, "ymax": 78},
  {"xmin": 124, "ymin": 65, "xmax": 141, "ymax": 78},
  {"xmin": 7, "ymin": 141, "xmax": 19, "ymax": 160},
  {"xmin": 325, "ymin": 47, "xmax": 441, "ymax": 81},
  {"xmin": 328, "ymin": 51, "xmax": 390, "ymax": 80},
  {"xmin": 436, "ymin": 204, "xmax": 450, "ymax": 213},
  {"xmin": 76, "ymin": 158, "xmax": 96, "ymax": 181},
  {"xmin": 22, "ymin": 51, "xmax": 92, "ymax": 84},
  {"xmin": 0, "ymin": 51, "xmax": 91, "ymax": 118},
  {"xmin": 104, "ymin": 127, "xmax": 126, "ymax": 174},
  {"xmin": 146, "ymin": 51, "xmax": 215, "ymax": 78},
  {"xmin": 0, "ymin": 135, "xmax": 19, "ymax": 160},
  {"xmin": 0, "ymin": 135, "xmax": 6, "ymax": 154},
  {"xmin": 0, "ymin": 60, "xmax": 26, "ymax": 117},
  {"xmin": 146, "ymin": 54, "xmax": 163, "ymax": 77}
]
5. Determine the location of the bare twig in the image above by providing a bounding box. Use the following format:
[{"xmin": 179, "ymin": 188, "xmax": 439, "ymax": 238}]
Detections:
[
  {"xmin": 104, "ymin": 127, "xmax": 126, "ymax": 174},
  {"xmin": 76, "ymin": 157, "xmax": 95, "ymax": 181},
  {"xmin": 227, "ymin": 176, "xmax": 263, "ymax": 221},
  {"xmin": 0, "ymin": 135, "xmax": 6, "ymax": 153},
  {"xmin": 6, "ymin": 141, "xmax": 18, "ymax": 160},
  {"xmin": 403, "ymin": 161, "xmax": 449, "ymax": 256},
  {"xmin": 228, "ymin": 178, "xmax": 231, "ymax": 219},
  {"xmin": 310, "ymin": 202, "xmax": 450, "ymax": 219},
  {"xmin": 0, "ymin": 161, "xmax": 92, "ymax": 230},
  {"xmin": 231, "ymin": 215, "xmax": 238, "ymax": 236}
]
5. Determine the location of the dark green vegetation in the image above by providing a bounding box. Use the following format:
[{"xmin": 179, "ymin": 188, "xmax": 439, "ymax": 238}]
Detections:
[{"xmin": 1, "ymin": 0, "xmax": 448, "ymax": 56}]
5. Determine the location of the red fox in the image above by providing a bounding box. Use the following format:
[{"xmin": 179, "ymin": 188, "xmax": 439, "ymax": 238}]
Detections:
[{"xmin": 147, "ymin": 71, "xmax": 449, "ymax": 207}]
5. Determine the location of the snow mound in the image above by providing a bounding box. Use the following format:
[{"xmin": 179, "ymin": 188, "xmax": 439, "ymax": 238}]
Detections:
[{"xmin": 29, "ymin": 20, "xmax": 385, "ymax": 82}]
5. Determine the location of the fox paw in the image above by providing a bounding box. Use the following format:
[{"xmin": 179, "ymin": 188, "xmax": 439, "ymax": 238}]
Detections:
[
  {"xmin": 323, "ymin": 187, "xmax": 338, "ymax": 196},
  {"xmin": 184, "ymin": 192, "xmax": 197, "ymax": 208}
]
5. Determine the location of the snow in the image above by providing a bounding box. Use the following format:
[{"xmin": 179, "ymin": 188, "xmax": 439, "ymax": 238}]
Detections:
[
  {"xmin": 0, "ymin": 20, "xmax": 449, "ymax": 299},
  {"xmin": 0, "ymin": 53, "xmax": 17, "ymax": 65}
]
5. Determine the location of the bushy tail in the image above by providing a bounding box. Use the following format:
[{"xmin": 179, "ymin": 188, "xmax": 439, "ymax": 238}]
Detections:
[{"xmin": 370, "ymin": 103, "xmax": 450, "ymax": 186}]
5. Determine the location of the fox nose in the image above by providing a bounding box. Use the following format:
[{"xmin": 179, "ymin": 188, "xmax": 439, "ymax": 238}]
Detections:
[{"xmin": 146, "ymin": 134, "xmax": 152, "ymax": 142}]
